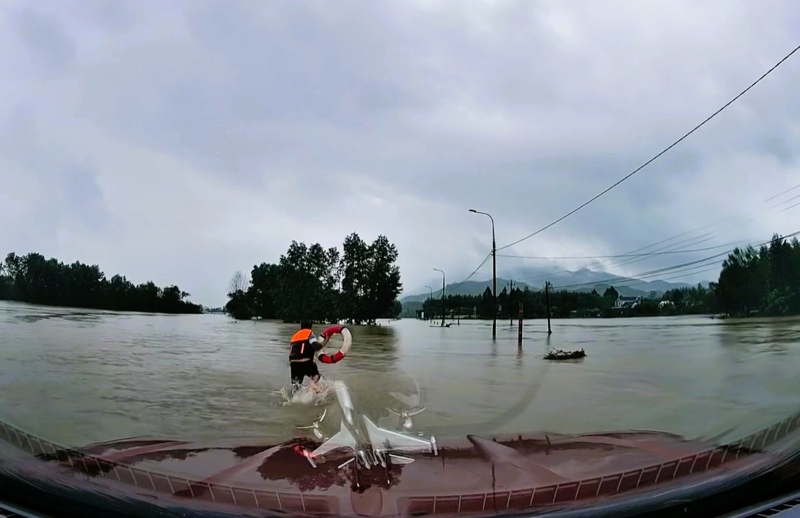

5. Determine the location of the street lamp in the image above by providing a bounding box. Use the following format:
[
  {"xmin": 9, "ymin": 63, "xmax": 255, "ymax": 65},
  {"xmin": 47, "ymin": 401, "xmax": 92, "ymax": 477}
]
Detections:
[
  {"xmin": 469, "ymin": 208, "xmax": 497, "ymax": 340},
  {"xmin": 433, "ymin": 268, "xmax": 445, "ymax": 327},
  {"xmin": 424, "ymin": 285, "xmax": 433, "ymax": 321}
]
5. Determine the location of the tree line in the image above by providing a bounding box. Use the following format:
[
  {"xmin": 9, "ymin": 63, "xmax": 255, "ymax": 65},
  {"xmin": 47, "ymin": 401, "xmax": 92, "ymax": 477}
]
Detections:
[
  {"xmin": 421, "ymin": 283, "xmax": 639, "ymax": 320},
  {"xmin": 661, "ymin": 234, "xmax": 800, "ymax": 317},
  {"xmin": 225, "ymin": 232, "xmax": 403, "ymax": 324},
  {"xmin": 714, "ymin": 234, "xmax": 800, "ymax": 317},
  {"xmin": 421, "ymin": 233, "xmax": 800, "ymax": 319},
  {"xmin": 2, "ymin": 233, "xmax": 793, "ymax": 320},
  {"xmin": 0, "ymin": 252, "xmax": 203, "ymax": 314}
]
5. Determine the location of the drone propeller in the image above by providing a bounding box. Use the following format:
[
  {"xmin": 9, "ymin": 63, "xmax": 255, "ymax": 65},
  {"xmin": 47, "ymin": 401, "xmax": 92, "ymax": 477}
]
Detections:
[
  {"xmin": 297, "ymin": 408, "xmax": 328, "ymax": 439},
  {"xmin": 388, "ymin": 379, "xmax": 424, "ymax": 408},
  {"xmin": 387, "ymin": 407, "xmax": 426, "ymax": 417},
  {"xmin": 387, "ymin": 379, "xmax": 427, "ymax": 429},
  {"xmin": 386, "ymin": 406, "xmax": 426, "ymax": 430}
]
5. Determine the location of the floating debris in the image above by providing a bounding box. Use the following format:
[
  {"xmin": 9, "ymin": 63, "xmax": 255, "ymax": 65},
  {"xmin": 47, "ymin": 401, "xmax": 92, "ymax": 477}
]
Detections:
[{"xmin": 544, "ymin": 348, "xmax": 587, "ymax": 360}]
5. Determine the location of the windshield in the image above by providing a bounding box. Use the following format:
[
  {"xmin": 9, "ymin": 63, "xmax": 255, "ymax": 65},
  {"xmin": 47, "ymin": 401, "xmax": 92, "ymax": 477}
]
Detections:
[{"xmin": 2, "ymin": 2, "xmax": 800, "ymax": 518}]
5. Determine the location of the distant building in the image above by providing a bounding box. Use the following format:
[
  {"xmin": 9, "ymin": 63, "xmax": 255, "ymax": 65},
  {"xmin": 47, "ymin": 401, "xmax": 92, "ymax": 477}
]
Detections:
[{"xmin": 614, "ymin": 296, "xmax": 642, "ymax": 309}]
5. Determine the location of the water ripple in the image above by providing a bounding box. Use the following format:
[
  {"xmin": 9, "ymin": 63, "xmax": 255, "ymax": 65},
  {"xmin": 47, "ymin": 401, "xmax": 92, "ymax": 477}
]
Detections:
[{"xmin": 1, "ymin": 301, "xmax": 800, "ymax": 447}]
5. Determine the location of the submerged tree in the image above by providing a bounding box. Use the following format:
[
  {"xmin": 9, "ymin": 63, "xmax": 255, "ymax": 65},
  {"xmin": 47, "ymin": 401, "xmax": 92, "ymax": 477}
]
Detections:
[
  {"xmin": 225, "ymin": 270, "xmax": 254, "ymax": 320},
  {"xmin": 226, "ymin": 233, "xmax": 403, "ymax": 324},
  {"xmin": 0, "ymin": 252, "xmax": 203, "ymax": 314},
  {"xmin": 714, "ymin": 234, "xmax": 800, "ymax": 317},
  {"xmin": 340, "ymin": 233, "xmax": 402, "ymax": 325}
]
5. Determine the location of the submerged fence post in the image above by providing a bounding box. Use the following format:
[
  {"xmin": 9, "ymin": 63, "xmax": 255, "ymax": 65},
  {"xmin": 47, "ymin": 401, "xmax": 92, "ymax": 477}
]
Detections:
[
  {"xmin": 517, "ymin": 301, "xmax": 523, "ymax": 347},
  {"xmin": 545, "ymin": 281, "xmax": 553, "ymax": 335}
]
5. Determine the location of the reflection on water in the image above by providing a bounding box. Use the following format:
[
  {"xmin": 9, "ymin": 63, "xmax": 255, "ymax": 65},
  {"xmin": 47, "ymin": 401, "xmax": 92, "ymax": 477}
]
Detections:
[{"xmin": 1, "ymin": 301, "xmax": 800, "ymax": 448}]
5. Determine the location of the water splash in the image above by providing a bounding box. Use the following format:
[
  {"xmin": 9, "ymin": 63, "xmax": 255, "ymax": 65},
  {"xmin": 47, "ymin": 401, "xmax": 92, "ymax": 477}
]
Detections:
[{"xmin": 277, "ymin": 378, "xmax": 336, "ymax": 406}]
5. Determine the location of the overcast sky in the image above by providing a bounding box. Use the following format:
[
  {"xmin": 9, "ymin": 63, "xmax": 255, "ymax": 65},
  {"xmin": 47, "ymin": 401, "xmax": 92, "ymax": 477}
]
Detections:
[{"xmin": 1, "ymin": 0, "xmax": 799, "ymax": 307}]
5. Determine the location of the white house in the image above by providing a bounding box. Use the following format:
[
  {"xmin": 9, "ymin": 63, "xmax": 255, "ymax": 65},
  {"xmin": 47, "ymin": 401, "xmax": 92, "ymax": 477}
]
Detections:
[{"xmin": 614, "ymin": 295, "xmax": 642, "ymax": 309}]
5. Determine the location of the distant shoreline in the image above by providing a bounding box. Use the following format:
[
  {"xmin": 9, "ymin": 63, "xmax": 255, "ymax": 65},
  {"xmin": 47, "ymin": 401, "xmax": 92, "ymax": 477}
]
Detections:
[
  {"xmin": 417, "ymin": 312, "xmax": 800, "ymax": 321},
  {"xmin": 0, "ymin": 298, "xmax": 203, "ymax": 316}
]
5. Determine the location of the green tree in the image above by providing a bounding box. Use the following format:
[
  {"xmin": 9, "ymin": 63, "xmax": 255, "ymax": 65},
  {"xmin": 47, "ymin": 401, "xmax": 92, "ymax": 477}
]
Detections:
[
  {"xmin": 422, "ymin": 285, "xmax": 616, "ymax": 319},
  {"xmin": 228, "ymin": 233, "xmax": 403, "ymax": 325},
  {"xmin": 716, "ymin": 245, "xmax": 766, "ymax": 315},
  {"xmin": 1, "ymin": 251, "xmax": 203, "ymax": 314},
  {"xmin": 497, "ymin": 287, "xmax": 509, "ymax": 318},
  {"xmin": 225, "ymin": 270, "xmax": 254, "ymax": 320},
  {"xmin": 247, "ymin": 263, "xmax": 282, "ymax": 319},
  {"xmin": 479, "ymin": 287, "xmax": 493, "ymax": 318},
  {"xmin": 340, "ymin": 233, "xmax": 371, "ymax": 323},
  {"xmin": 382, "ymin": 300, "xmax": 403, "ymax": 318},
  {"xmin": 306, "ymin": 243, "xmax": 341, "ymax": 323},
  {"xmin": 275, "ymin": 241, "xmax": 321, "ymax": 323},
  {"xmin": 603, "ymin": 286, "xmax": 619, "ymax": 300},
  {"xmin": 714, "ymin": 234, "xmax": 800, "ymax": 317},
  {"xmin": 363, "ymin": 235, "xmax": 402, "ymax": 324}
]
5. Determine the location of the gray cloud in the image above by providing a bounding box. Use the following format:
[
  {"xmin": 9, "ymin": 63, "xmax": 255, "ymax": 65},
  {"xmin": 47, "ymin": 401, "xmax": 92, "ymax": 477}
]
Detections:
[
  {"xmin": 1, "ymin": 0, "xmax": 799, "ymax": 306},
  {"xmin": 11, "ymin": 5, "xmax": 76, "ymax": 75}
]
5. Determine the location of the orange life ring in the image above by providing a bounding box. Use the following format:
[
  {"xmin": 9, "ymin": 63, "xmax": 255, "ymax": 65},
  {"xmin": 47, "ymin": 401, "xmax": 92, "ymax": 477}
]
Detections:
[{"xmin": 318, "ymin": 325, "xmax": 351, "ymax": 364}]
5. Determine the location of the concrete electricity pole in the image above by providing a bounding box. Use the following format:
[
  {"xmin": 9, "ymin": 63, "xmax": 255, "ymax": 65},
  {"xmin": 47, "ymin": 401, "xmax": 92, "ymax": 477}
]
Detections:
[{"xmin": 469, "ymin": 209, "xmax": 497, "ymax": 340}]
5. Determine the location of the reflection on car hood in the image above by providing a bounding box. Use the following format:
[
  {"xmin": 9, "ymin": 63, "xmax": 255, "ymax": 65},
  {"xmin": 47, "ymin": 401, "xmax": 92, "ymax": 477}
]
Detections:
[{"xmin": 2, "ymin": 411, "xmax": 800, "ymax": 517}]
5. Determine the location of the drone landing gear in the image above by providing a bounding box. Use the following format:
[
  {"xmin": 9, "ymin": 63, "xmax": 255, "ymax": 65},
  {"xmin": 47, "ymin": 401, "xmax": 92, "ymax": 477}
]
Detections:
[{"xmin": 340, "ymin": 453, "xmax": 366, "ymax": 491}]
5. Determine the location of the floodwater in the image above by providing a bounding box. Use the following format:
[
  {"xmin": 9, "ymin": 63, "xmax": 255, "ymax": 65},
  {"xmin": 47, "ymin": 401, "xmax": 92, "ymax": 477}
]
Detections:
[{"xmin": 1, "ymin": 300, "xmax": 799, "ymax": 448}]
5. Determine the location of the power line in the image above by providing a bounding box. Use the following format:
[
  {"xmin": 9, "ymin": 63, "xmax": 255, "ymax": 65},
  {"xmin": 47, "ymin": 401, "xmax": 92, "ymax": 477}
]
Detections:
[
  {"xmin": 496, "ymin": 42, "xmax": 800, "ymax": 253},
  {"xmin": 609, "ymin": 181, "xmax": 800, "ymax": 259},
  {"xmin": 626, "ymin": 264, "xmax": 722, "ymax": 288},
  {"xmin": 497, "ymin": 239, "xmax": 747, "ymax": 260},
  {"xmin": 452, "ymin": 219, "xmax": 716, "ymax": 293},
  {"xmin": 779, "ymin": 200, "xmax": 800, "ymax": 213},
  {"xmin": 534, "ymin": 229, "xmax": 800, "ymax": 291},
  {"xmin": 448, "ymin": 252, "xmax": 493, "ymax": 292},
  {"xmin": 765, "ymin": 183, "xmax": 800, "ymax": 202},
  {"xmin": 771, "ymin": 193, "xmax": 800, "ymax": 209},
  {"xmin": 546, "ymin": 230, "xmax": 800, "ymax": 291},
  {"xmin": 544, "ymin": 253, "xmax": 731, "ymax": 291},
  {"xmin": 452, "ymin": 48, "xmax": 800, "ymax": 295},
  {"xmin": 502, "ymin": 183, "xmax": 800, "ymax": 285},
  {"xmin": 448, "ymin": 186, "xmax": 797, "ymax": 293},
  {"xmin": 513, "ymin": 233, "xmax": 737, "ymax": 287},
  {"xmin": 495, "ymin": 263, "xmax": 722, "ymax": 295},
  {"xmin": 546, "ymin": 259, "xmax": 715, "ymax": 291},
  {"xmin": 594, "ymin": 189, "xmax": 800, "ymax": 271}
]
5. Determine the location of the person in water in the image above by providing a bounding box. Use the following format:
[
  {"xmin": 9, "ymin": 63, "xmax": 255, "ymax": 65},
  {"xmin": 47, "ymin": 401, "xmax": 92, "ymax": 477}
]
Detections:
[{"xmin": 289, "ymin": 320, "xmax": 329, "ymax": 391}]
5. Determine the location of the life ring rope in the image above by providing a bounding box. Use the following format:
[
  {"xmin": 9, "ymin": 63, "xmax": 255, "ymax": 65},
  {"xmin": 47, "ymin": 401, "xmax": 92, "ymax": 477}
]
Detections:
[{"xmin": 318, "ymin": 325, "xmax": 351, "ymax": 364}]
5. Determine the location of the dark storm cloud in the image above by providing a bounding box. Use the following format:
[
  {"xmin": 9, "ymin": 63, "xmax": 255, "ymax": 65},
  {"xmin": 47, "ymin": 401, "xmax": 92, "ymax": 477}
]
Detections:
[{"xmin": 1, "ymin": 0, "xmax": 800, "ymax": 305}]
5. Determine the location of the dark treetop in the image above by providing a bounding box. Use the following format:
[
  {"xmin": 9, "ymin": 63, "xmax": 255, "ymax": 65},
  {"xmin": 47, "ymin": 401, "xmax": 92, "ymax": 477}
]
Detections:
[
  {"xmin": 0, "ymin": 252, "xmax": 203, "ymax": 314},
  {"xmin": 226, "ymin": 232, "xmax": 403, "ymax": 325}
]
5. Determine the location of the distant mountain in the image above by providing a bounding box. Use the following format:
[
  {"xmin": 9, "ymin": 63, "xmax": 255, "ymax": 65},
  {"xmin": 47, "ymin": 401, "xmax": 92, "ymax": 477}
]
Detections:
[{"xmin": 401, "ymin": 265, "xmax": 712, "ymax": 305}]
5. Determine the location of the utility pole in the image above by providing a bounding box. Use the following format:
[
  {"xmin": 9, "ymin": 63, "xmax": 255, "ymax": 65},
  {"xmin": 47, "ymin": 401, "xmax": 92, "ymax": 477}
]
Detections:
[
  {"xmin": 469, "ymin": 209, "xmax": 497, "ymax": 340},
  {"xmin": 545, "ymin": 281, "xmax": 552, "ymax": 335},
  {"xmin": 508, "ymin": 279, "xmax": 514, "ymax": 325},
  {"xmin": 424, "ymin": 285, "xmax": 433, "ymax": 321},
  {"xmin": 434, "ymin": 268, "xmax": 446, "ymax": 327}
]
